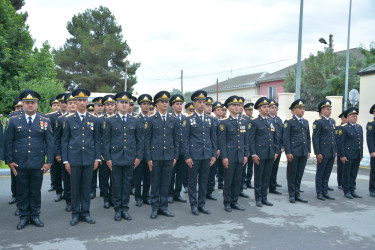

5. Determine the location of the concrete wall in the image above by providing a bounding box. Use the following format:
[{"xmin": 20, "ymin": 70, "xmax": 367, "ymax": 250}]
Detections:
[
  {"xmin": 207, "ymin": 86, "xmax": 259, "ymax": 103},
  {"xmin": 260, "ymin": 79, "xmax": 285, "ymax": 101}
]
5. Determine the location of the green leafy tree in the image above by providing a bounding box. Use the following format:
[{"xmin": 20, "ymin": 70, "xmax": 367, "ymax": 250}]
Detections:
[
  {"xmin": 361, "ymin": 41, "xmax": 375, "ymax": 65},
  {"xmin": 54, "ymin": 6, "xmax": 140, "ymax": 93}
]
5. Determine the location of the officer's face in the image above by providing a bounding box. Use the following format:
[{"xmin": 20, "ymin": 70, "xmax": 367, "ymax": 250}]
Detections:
[
  {"xmin": 15, "ymin": 106, "xmax": 23, "ymax": 111},
  {"xmin": 258, "ymin": 105, "xmax": 269, "ymax": 116},
  {"xmin": 239, "ymin": 105, "xmax": 244, "ymax": 114},
  {"xmin": 187, "ymin": 109, "xmax": 194, "ymax": 115},
  {"xmin": 228, "ymin": 104, "xmax": 240, "ymax": 115},
  {"xmin": 140, "ymin": 102, "xmax": 150, "ymax": 113},
  {"xmin": 94, "ymin": 104, "xmax": 104, "ymax": 114},
  {"xmin": 76, "ymin": 99, "xmax": 88, "ymax": 112},
  {"xmin": 149, "ymin": 108, "xmax": 155, "ymax": 115},
  {"xmin": 23, "ymin": 100, "xmax": 38, "ymax": 115},
  {"xmin": 117, "ymin": 101, "xmax": 129, "ymax": 114},
  {"xmin": 59, "ymin": 101, "xmax": 68, "ymax": 112},
  {"xmin": 194, "ymin": 100, "xmax": 205, "ymax": 113},
  {"xmin": 128, "ymin": 104, "xmax": 134, "ymax": 112},
  {"xmin": 341, "ymin": 117, "xmax": 347, "ymax": 124},
  {"xmin": 222, "ymin": 109, "xmax": 227, "ymax": 117},
  {"xmin": 269, "ymin": 105, "xmax": 278, "ymax": 116},
  {"xmin": 321, "ymin": 107, "xmax": 332, "ymax": 117},
  {"xmin": 347, "ymin": 114, "xmax": 357, "ymax": 124},
  {"xmin": 105, "ymin": 102, "xmax": 116, "ymax": 114},
  {"xmin": 294, "ymin": 106, "xmax": 305, "ymax": 117},
  {"xmin": 245, "ymin": 109, "xmax": 253, "ymax": 117},
  {"xmin": 204, "ymin": 104, "xmax": 212, "ymax": 115},
  {"xmin": 67, "ymin": 100, "xmax": 77, "ymax": 113},
  {"xmin": 214, "ymin": 108, "xmax": 222, "ymax": 117},
  {"xmin": 172, "ymin": 102, "xmax": 183, "ymax": 113},
  {"xmin": 51, "ymin": 103, "xmax": 59, "ymax": 112},
  {"xmin": 157, "ymin": 100, "xmax": 169, "ymax": 112}
]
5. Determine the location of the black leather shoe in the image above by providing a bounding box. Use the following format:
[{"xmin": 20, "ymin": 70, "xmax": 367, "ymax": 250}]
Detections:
[
  {"xmin": 344, "ymin": 193, "xmax": 353, "ymax": 199},
  {"xmin": 159, "ymin": 210, "xmax": 174, "ymax": 217},
  {"xmin": 327, "ymin": 186, "xmax": 334, "ymax": 191},
  {"xmin": 15, "ymin": 208, "xmax": 20, "ymax": 216},
  {"xmin": 351, "ymin": 192, "xmax": 362, "ymax": 198},
  {"xmin": 48, "ymin": 186, "xmax": 55, "ymax": 192},
  {"xmin": 296, "ymin": 196, "xmax": 308, "ymax": 203},
  {"xmin": 90, "ymin": 192, "xmax": 96, "ymax": 199},
  {"xmin": 242, "ymin": 183, "xmax": 248, "ymax": 189},
  {"xmin": 54, "ymin": 193, "xmax": 63, "ymax": 202},
  {"xmin": 81, "ymin": 215, "xmax": 96, "ymax": 224},
  {"xmin": 122, "ymin": 211, "xmax": 132, "ymax": 220},
  {"xmin": 114, "ymin": 211, "xmax": 122, "ymax": 221},
  {"xmin": 70, "ymin": 216, "xmax": 79, "ymax": 226},
  {"xmin": 317, "ymin": 194, "xmax": 325, "ymax": 200},
  {"xmin": 143, "ymin": 199, "xmax": 151, "ymax": 205},
  {"xmin": 299, "ymin": 189, "xmax": 304, "ymax": 193},
  {"xmin": 136, "ymin": 200, "xmax": 143, "ymax": 207},
  {"xmin": 323, "ymin": 193, "xmax": 335, "ymax": 200},
  {"xmin": 30, "ymin": 217, "xmax": 44, "ymax": 227},
  {"xmin": 247, "ymin": 183, "xmax": 254, "ymax": 189},
  {"xmin": 224, "ymin": 204, "xmax": 232, "ymax": 212},
  {"xmin": 65, "ymin": 204, "xmax": 72, "ymax": 212},
  {"xmin": 183, "ymin": 187, "xmax": 188, "ymax": 193},
  {"xmin": 17, "ymin": 217, "xmax": 29, "ymax": 230},
  {"xmin": 338, "ymin": 185, "xmax": 343, "ymax": 190},
  {"xmin": 276, "ymin": 183, "xmax": 282, "ymax": 188},
  {"xmin": 150, "ymin": 211, "xmax": 158, "ymax": 219},
  {"xmin": 370, "ymin": 192, "xmax": 375, "ymax": 197},
  {"xmin": 198, "ymin": 206, "xmax": 211, "ymax": 214},
  {"xmin": 174, "ymin": 196, "xmax": 187, "ymax": 203},
  {"xmin": 231, "ymin": 203, "xmax": 245, "ymax": 211},
  {"xmin": 256, "ymin": 200, "xmax": 263, "ymax": 207},
  {"xmin": 262, "ymin": 200, "xmax": 273, "ymax": 206},
  {"xmin": 104, "ymin": 202, "xmax": 110, "ymax": 209},
  {"xmin": 191, "ymin": 206, "xmax": 199, "ymax": 215},
  {"xmin": 206, "ymin": 194, "xmax": 217, "ymax": 200},
  {"xmin": 270, "ymin": 190, "xmax": 282, "ymax": 195},
  {"xmin": 218, "ymin": 183, "xmax": 224, "ymax": 189},
  {"xmin": 9, "ymin": 196, "xmax": 17, "ymax": 204},
  {"xmin": 289, "ymin": 197, "xmax": 296, "ymax": 203},
  {"xmin": 167, "ymin": 197, "xmax": 174, "ymax": 204},
  {"xmin": 239, "ymin": 192, "xmax": 249, "ymax": 198}
]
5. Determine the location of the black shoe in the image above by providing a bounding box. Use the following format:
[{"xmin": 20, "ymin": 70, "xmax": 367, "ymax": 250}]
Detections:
[
  {"xmin": 191, "ymin": 206, "xmax": 199, "ymax": 215},
  {"xmin": 256, "ymin": 200, "xmax": 263, "ymax": 207},
  {"xmin": 15, "ymin": 208, "xmax": 20, "ymax": 216},
  {"xmin": 247, "ymin": 183, "xmax": 254, "ymax": 189},
  {"xmin": 104, "ymin": 202, "xmax": 110, "ymax": 209},
  {"xmin": 299, "ymin": 189, "xmax": 304, "ymax": 193},
  {"xmin": 317, "ymin": 194, "xmax": 325, "ymax": 200},
  {"xmin": 109, "ymin": 201, "xmax": 114, "ymax": 207},
  {"xmin": 70, "ymin": 216, "xmax": 79, "ymax": 226},
  {"xmin": 218, "ymin": 183, "xmax": 224, "ymax": 189},
  {"xmin": 344, "ymin": 193, "xmax": 353, "ymax": 199},
  {"xmin": 338, "ymin": 185, "xmax": 343, "ymax": 190},
  {"xmin": 239, "ymin": 192, "xmax": 249, "ymax": 198},
  {"xmin": 231, "ymin": 203, "xmax": 245, "ymax": 211},
  {"xmin": 143, "ymin": 199, "xmax": 151, "ymax": 205},
  {"xmin": 17, "ymin": 217, "xmax": 29, "ymax": 230},
  {"xmin": 351, "ymin": 192, "xmax": 362, "ymax": 198},
  {"xmin": 114, "ymin": 211, "xmax": 122, "ymax": 221},
  {"xmin": 327, "ymin": 186, "xmax": 334, "ymax": 191},
  {"xmin": 9, "ymin": 196, "xmax": 17, "ymax": 204},
  {"xmin": 270, "ymin": 190, "xmax": 282, "ymax": 195},
  {"xmin": 198, "ymin": 206, "xmax": 211, "ymax": 214},
  {"xmin": 183, "ymin": 187, "xmax": 188, "ymax": 193},
  {"xmin": 224, "ymin": 204, "xmax": 232, "ymax": 212},
  {"xmin": 30, "ymin": 217, "xmax": 44, "ymax": 227},
  {"xmin": 242, "ymin": 183, "xmax": 248, "ymax": 189},
  {"xmin": 100, "ymin": 191, "xmax": 103, "ymax": 197},
  {"xmin": 289, "ymin": 197, "xmax": 296, "ymax": 203},
  {"xmin": 130, "ymin": 188, "xmax": 135, "ymax": 195},
  {"xmin": 122, "ymin": 211, "xmax": 132, "ymax": 220},
  {"xmin": 54, "ymin": 193, "xmax": 63, "ymax": 202},
  {"xmin": 276, "ymin": 183, "xmax": 282, "ymax": 188},
  {"xmin": 65, "ymin": 204, "xmax": 72, "ymax": 212},
  {"xmin": 174, "ymin": 196, "xmax": 187, "ymax": 203},
  {"xmin": 323, "ymin": 193, "xmax": 335, "ymax": 200},
  {"xmin": 262, "ymin": 200, "xmax": 273, "ymax": 206},
  {"xmin": 370, "ymin": 192, "xmax": 375, "ymax": 197},
  {"xmin": 90, "ymin": 192, "xmax": 96, "ymax": 199},
  {"xmin": 159, "ymin": 210, "xmax": 174, "ymax": 217},
  {"xmin": 136, "ymin": 200, "xmax": 143, "ymax": 207},
  {"xmin": 296, "ymin": 196, "xmax": 308, "ymax": 203},
  {"xmin": 167, "ymin": 197, "xmax": 174, "ymax": 204},
  {"xmin": 48, "ymin": 186, "xmax": 55, "ymax": 192},
  {"xmin": 150, "ymin": 211, "xmax": 158, "ymax": 219},
  {"xmin": 81, "ymin": 215, "xmax": 96, "ymax": 224},
  {"xmin": 206, "ymin": 194, "xmax": 217, "ymax": 200}
]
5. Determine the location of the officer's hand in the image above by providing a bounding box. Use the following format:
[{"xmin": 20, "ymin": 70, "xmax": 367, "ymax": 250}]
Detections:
[
  {"xmin": 134, "ymin": 158, "xmax": 141, "ymax": 169},
  {"xmin": 307, "ymin": 153, "xmax": 310, "ymax": 159},
  {"xmin": 147, "ymin": 161, "xmax": 153, "ymax": 171},
  {"xmin": 41, "ymin": 164, "xmax": 51, "ymax": 174},
  {"xmin": 371, "ymin": 152, "xmax": 375, "ymax": 158},
  {"xmin": 222, "ymin": 158, "xmax": 229, "ymax": 169},
  {"xmin": 286, "ymin": 154, "xmax": 293, "ymax": 162},
  {"xmin": 274, "ymin": 154, "xmax": 278, "ymax": 162},
  {"xmin": 94, "ymin": 161, "xmax": 99, "ymax": 171},
  {"xmin": 8, "ymin": 162, "xmax": 18, "ymax": 176},
  {"xmin": 65, "ymin": 163, "xmax": 71, "ymax": 175},
  {"xmin": 217, "ymin": 150, "xmax": 220, "ymax": 158},
  {"xmin": 107, "ymin": 160, "xmax": 112, "ymax": 171},
  {"xmin": 243, "ymin": 157, "xmax": 248, "ymax": 166},
  {"xmin": 185, "ymin": 158, "xmax": 193, "ymax": 168},
  {"xmin": 316, "ymin": 154, "xmax": 323, "ymax": 164},
  {"xmin": 173, "ymin": 159, "xmax": 177, "ymax": 167},
  {"xmin": 210, "ymin": 157, "xmax": 216, "ymax": 167},
  {"xmin": 55, "ymin": 155, "xmax": 61, "ymax": 163},
  {"xmin": 252, "ymin": 155, "xmax": 260, "ymax": 165},
  {"xmin": 340, "ymin": 157, "xmax": 347, "ymax": 164}
]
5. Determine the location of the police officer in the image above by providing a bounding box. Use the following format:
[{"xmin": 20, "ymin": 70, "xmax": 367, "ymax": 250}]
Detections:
[
  {"xmin": 183, "ymin": 102, "xmax": 195, "ymax": 192},
  {"xmin": 168, "ymin": 94, "xmax": 188, "ymax": 203},
  {"xmin": 92, "ymin": 97, "xmax": 104, "ymax": 116},
  {"xmin": 149, "ymin": 102, "xmax": 155, "ymax": 116},
  {"xmin": 312, "ymin": 100, "xmax": 336, "ymax": 200},
  {"xmin": 243, "ymin": 103, "xmax": 254, "ymax": 189},
  {"xmin": 336, "ymin": 110, "xmax": 347, "ymax": 190},
  {"xmin": 62, "ymin": 88, "xmax": 100, "ymax": 226},
  {"xmin": 283, "ymin": 99, "xmax": 311, "ymax": 203},
  {"xmin": 268, "ymin": 99, "xmax": 283, "ymax": 195},
  {"xmin": 338, "ymin": 107, "xmax": 363, "ymax": 199},
  {"xmin": 185, "ymin": 102, "xmax": 195, "ymax": 116},
  {"xmin": 366, "ymin": 104, "xmax": 375, "ymax": 198},
  {"xmin": 145, "ymin": 91, "xmax": 179, "ymax": 219},
  {"xmin": 219, "ymin": 96, "xmax": 248, "ymax": 212},
  {"xmin": 102, "ymin": 91, "xmax": 144, "ymax": 221},
  {"xmin": 50, "ymin": 97, "xmax": 59, "ymax": 112},
  {"xmin": 129, "ymin": 96, "xmax": 138, "ymax": 116},
  {"xmin": 248, "ymin": 97, "xmax": 279, "ymax": 207},
  {"xmin": 134, "ymin": 94, "xmax": 152, "ymax": 206},
  {"xmin": 5, "ymin": 90, "xmax": 54, "ymax": 230},
  {"xmin": 87, "ymin": 104, "xmax": 95, "ymax": 115}
]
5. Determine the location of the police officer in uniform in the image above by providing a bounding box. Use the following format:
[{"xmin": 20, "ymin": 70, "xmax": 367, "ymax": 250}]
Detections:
[
  {"xmin": 62, "ymin": 88, "xmax": 100, "ymax": 226},
  {"xmin": 185, "ymin": 102, "xmax": 195, "ymax": 116},
  {"xmin": 183, "ymin": 102, "xmax": 195, "ymax": 192},
  {"xmin": 149, "ymin": 102, "xmax": 155, "ymax": 116},
  {"xmin": 366, "ymin": 104, "xmax": 375, "ymax": 198},
  {"xmin": 338, "ymin": 107, "xmax": 363, "ymax": 199},
  {"xmin": 219, "ymin": 96, "xmax": 248, "ymax": 212},
  {"xmin": 92, "ymin": 97, "xmax": 104, "ymax": 116},
  {"xmin": 243, "ymin": 103, "xmax": 254, "ymax": 189},
  {"xmin": 129, "ymin": 96, "xmax": 138, "ymax": 116},
  {"xmin": 145, "ymin": 91, "xmax": 179, "ymax": 219},
  {"xmin": 50, "ymin": 97, "xmax": 59, "ymax": 112},
  {"xmin": 5, "ymin": 90, "xmax": 54, "ymax": 230},
  {"xmin": 336, "ymin": 110, "xmax": 347, "ymax": 189},
  {"xmin": 87, "ymin": 104, "xmax": 95, "ymax": 115},
  {"xmin": 283, "ymin": 99, "xmax": 310, "ymax": 203},
  {"xmin": 248, "ymin": 97, "xmax": 279, "ymax": 207},
  {"xmin": 134, "ymin": 94, "xmax": 152, "ymax": 206},
  {"xmin": 168, "ymin": 94, "xmax": 188, "ymax": 203},
  {"xmin": 312, "ymin": 100, "xmax": 336, "ymax": 200},
  {"xmin": 102, "ymin": 91, "xmax": 144, "ymax": 221}
]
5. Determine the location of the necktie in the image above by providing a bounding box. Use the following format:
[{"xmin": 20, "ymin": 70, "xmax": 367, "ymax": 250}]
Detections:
[
  {"xmin": 162, "ymin": 115, "xmax": 166, "ymax": 124},
  {"xmin": 28, "ymin": 117, "xmax": 32, "ymax": 127},
  {"xmin": 266, "ymin": 118, "xmax": 269, "ymax": 125},
  {"xmin": 80, "ymin": 115, "xmax": 85, "ymax": 121},
  {"xmin": 144, "ymin": 116, "xmax": 147, "ymax": 121},
  {"xmin": 299, "ymin": 119, "xmax": 303, "ymax": 125},
  {"xmin": 200, "ymin": 115, "xmax": 203, "ymax": 121},
  {"xmin": 122, "ymin": 116, "xmax": 126, "ymax": 123}
]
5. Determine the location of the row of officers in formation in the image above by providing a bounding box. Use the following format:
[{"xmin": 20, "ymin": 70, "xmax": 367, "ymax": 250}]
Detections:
[{"xmin": 0, "ymin": 88, "xmax": 374, "ymax": 230}]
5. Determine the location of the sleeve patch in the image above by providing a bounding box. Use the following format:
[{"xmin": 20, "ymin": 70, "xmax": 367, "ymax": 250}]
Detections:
[
  {"xmin": 368, "ymin": 125, "xmax": 372, "ymax": 131},
  {"xmin": 219, "ymin": 123, "xmax": 225, "ymax": 131},
  {"xmin": 313, "ymin": 124, "xmax": 317, "ymax": 129},
  {"xmin": 145, "ymin": 121, "xmax": 148, "ymax": 129},
  {"xmin": 284, "ymin": 122, "xmax": 288, "ymax": 128},
  {"xmin": 247, "ymin": 123, "xmax": 252, "ymax": 129},
  {"xmin": 339, "ymin": 129, "xmax": 342, "ymax": 135},
  {"xmin": 182, "ymin": 120, "xmax": 187, "ymax": 127}
]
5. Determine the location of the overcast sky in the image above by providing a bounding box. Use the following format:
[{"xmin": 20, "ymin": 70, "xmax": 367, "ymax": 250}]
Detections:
[{"xmin": 23, "ymin": 0, "xmax": 375, "ymax": 95}]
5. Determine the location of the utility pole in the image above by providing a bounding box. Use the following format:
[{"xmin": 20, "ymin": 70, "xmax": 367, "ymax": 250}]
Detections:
[
  {"xmin": 124, "ymin": 60, "xmax": 128, "ymax": 92},
  {"xmin": 344, "ymin": 0, "xmax": 352, "ymax": 110},
  {"xmin": 329, "ymin": 34, "xmax": 333, "ymax": 51},
  {"xmin": 295, "ymin": 0, "xmax": 304, "ymax": 100},
  {"xmin": 181, "ymin": 70, "xmax": 183, "ymax": 93},
  {"xmin": 216, "ymin": 78, "xmax": 219, "ymax": 101}
]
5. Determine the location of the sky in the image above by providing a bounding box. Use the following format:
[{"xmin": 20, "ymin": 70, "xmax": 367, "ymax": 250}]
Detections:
[{"xmin": 23, "ymin": 0, "xmax": 375, "ymax": 95}]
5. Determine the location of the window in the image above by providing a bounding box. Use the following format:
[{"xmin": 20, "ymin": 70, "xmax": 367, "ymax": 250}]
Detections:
[{"xmin": 268, "ymin": 86, "xmax": 276, "ymax": 100}]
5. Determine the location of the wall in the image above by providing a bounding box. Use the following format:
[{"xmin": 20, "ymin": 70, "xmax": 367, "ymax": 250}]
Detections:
[
  {"xmin": 207, "ymin": 86, "xmax": 259, "ymax": 103},
  {"xmin": 259, "ymin": 79, "xmax": 285, "ymax": 101}
]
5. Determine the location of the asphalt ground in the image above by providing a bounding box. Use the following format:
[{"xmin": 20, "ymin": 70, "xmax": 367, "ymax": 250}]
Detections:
[{"xmin": 0, "ymin": 163, "xmax": 374, "ymax": 250}]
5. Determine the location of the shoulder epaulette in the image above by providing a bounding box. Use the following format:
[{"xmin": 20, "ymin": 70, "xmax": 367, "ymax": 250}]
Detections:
[
  {"xmin": 253, "ymin": 117, "xmax": 258, "ymax": 120},
  {"xmin": 342, "ymin": 123, "xmax": 348, "ymax": 126},
  {"xmin": 288, "ymin": 117, "xmax": 293, "ymax": 120},
  {"xmin": 46, "ymin": 111, "xmax": 58, "ymax": 115},
  {"xmin": 187, "ymin": 114, "xmax": 193, "ymax": 117},
  {"xmin": 66, "ymin": 113, "xmax": 75, "ymax": 118},
  {"xmin": 10, "ymin": 114, "xmax": 22, "ymax": 119},
  {"xmin": 222, "ymin": 117, "xmax": 228, "ymax": 120},
  {"xmin": 370, "ymin": 119, "xmax": 374, "ymax": 123}
]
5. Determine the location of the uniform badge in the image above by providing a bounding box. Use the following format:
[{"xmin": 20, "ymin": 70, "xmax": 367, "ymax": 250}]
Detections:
[
  {"xmin": 182, "ymin": 120, "xmax": 187, "ymax": 127},
  {"xmin": 145, "ymin": 121, "xmax": 148, "ymax": 129},
  {"xmin": 219, "ymin": 124, "xmax": 225, "ymax": 131},
  {"xmin": 44, "ymin": 122, "xmax": 48, "ymax": 130},
  {"xmin": 90, "ymin": 123, "xmax": 94, "ymax": 130},
  {"xmin": 335, "ymin": 130, "xmax": 338, "ymax": 135},
  {"xmin": 368, "ymin": 125, "xmax": 373, "ymax": 131},
  {"xmin": 87, "ymin": 122, "xmax": 91, "ymax": 126},
  {"xmin": 284, "ymin": 122, "xmax": 288, "ymax": 128},
  {"xmin": 247, "ymin": 123, "xmax": 252, "ymax": 129},
  {"xmin": 313, "ymin": 124, "xmax": 317, "ymax": 129},
  {"xmin": 40, "ymin": 121, "xmax": 44, "ymax": 130},
  {"xmin": 339, "ymin": 129, "xmax": 342, "ymax": 135},
  {"xmin": 103, "ymin": 121, "xmax": 106, "ymax": 129},
  {"xmin": 63, "ymin": 121, "xmax": 65, "ymax": 129}
]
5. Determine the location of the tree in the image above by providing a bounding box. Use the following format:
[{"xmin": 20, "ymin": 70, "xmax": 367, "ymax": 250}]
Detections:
[
  {"xmin": 361, "ymin": 41, "xmax": 375, "ymax": 65},
  {"xmin": 54, "ymin": 6, "xmax": 140, "ymax": 93},
  {"xmin": 10, "ymin": 0, "xmax": 24, "ymax": 10}
]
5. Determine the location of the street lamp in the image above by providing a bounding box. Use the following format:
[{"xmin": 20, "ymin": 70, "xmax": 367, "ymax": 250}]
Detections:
[{"xmin": 319, "ymin": 34, "xmax": 333, "ymax": 50}]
